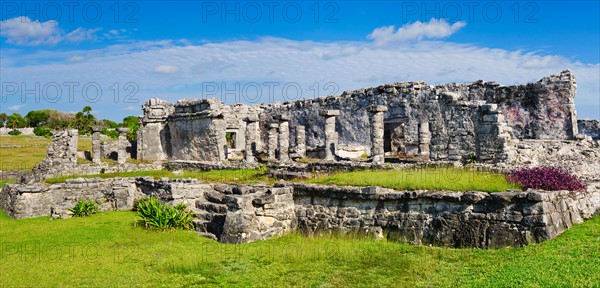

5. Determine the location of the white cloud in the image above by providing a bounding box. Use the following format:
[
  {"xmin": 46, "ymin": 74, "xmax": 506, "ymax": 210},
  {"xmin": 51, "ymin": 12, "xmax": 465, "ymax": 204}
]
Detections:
[
  {"xmin": 1, "ymin": 37, "xmax": 598, "ymax": 120},
  {"xmin": 64, "ymin": 27, "xmax": 100, "ymax": 43},
  {"xmin": 0, "ymin": 16, "xmax": 100, "ymax": 46},
  {"xmin": 67, "ymin": 55, "xmax": 85, "ymax": 62},
  {"xmin": 368, "ymin": 19, "xmax": 466, "ymax": 45},
  {"xmin": 154, "ymin": 64, "xmax": 180, "ymax": 74},
  {"xmin": 0, "ymin": 17, "xmax": 61, "ymax": 46},
  {"xmin": 123, "ymin": 106, "xmax": 139, "ymax": 111},
  {"xmin": 8, "ymin": 105, "xmax": 25, "ymax": 111}
]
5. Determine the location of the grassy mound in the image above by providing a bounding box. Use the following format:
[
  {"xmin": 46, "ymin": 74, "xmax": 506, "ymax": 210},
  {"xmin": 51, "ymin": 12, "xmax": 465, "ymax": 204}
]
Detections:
[{"xmin": 306, "ymin": 167, "xmax": 518, "ymax": 192}]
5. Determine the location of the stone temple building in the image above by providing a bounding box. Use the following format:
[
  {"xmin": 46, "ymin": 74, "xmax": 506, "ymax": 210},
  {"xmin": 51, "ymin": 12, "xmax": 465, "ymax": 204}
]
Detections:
[{"xmin": 136, "ymin": 70, "xmax": 581, "ymax": 165}]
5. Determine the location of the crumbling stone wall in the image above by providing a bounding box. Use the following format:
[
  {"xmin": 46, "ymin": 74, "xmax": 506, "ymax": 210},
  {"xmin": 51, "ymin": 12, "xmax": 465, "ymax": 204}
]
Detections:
[
  {"xmin": 137, "ymin": 71, "xmax": 582, "ymax": 164},
  {"xmin": 2, "ymin": 179, "xmax": 598, "ymax": 248},
  {"xmin": 0, "ymin": 177, "xmax": 136, "ymax": 219},
  {"xmin": 578, "ymin": 120, "xmax": 600, "ymax": 140},
  {"xmin": 293, "ymin": 183, "xmax": 599, "ymax": 248}
]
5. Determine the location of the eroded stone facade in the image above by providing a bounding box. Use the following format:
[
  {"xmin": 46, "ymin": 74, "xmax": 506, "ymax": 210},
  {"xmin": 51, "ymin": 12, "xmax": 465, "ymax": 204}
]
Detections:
[{"xmin": 136, "ymin": 71, "xmax": 588, "ymax": 165}]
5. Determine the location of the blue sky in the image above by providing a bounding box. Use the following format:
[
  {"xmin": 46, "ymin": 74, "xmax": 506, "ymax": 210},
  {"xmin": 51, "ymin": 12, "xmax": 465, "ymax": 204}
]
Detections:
[{"xmin": 1, "ymin": 0, "xmax": 599, "ymax": 120}]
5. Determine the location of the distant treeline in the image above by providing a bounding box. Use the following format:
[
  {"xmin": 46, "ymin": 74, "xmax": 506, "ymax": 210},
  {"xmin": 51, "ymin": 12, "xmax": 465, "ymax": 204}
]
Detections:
[{"xmin": 0, "ymin": 106, "xmax": 139, "ymax": 141}]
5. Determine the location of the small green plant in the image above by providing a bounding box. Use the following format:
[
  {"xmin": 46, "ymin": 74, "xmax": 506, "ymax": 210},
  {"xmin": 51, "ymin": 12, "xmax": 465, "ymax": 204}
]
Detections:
[
  {"xmin": 135, "ymin": 197, "xmax": 195, "ymax": 230},
  {"xmin": 465, "ymin": 152, "xmax": 477, "ymax": 164},
  {"xmin": 7, "ymin": 130, "xmax": 22, "ymax": 136},
  {"xmin": 69, "ymin": 198, "xmax": 99, "ymax": 217},
  {"xmin": 360, "ymin": 153, "xmax": 369, "ymax": 159}
]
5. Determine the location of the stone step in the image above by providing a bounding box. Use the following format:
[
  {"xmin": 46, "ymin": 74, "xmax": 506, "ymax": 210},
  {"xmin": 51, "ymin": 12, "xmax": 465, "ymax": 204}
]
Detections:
[{"xmin": 196, "ymin": 201, "xmax": 228, "ymax": 214}]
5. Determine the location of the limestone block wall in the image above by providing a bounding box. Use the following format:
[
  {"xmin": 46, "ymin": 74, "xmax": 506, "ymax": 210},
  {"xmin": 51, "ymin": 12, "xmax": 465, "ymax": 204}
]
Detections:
[
  {"xmin": 137, "ymin": 98, "xmax": 174, "ymax": 161},
  {"xmin": 1, "ymin": 178, "xmax": 598, "ymax": 248},
  {"xmin": 0, "ymin": 177, "xmax": 137, "ymax": 219},
  {"xmin": 578, "ymin": 120, "xmax": 600, "ymax": 140},
  {"xmin": 167, "ymin": 99, "xmax": 227, "ymax": 161},
  {"xmin": 0, "ymin": 127, "xmax": 35, "ymax": 135},
  {"xmin": 509, "ymin": 139, "xmax": 600, "ymax": 182},
  {"xmin": 292, "ymin": 183, "xmax": 599, "ymax": 248},
  {"xmin": 260, "ymin": 71, "xmax": 576, "ymax": 161}
]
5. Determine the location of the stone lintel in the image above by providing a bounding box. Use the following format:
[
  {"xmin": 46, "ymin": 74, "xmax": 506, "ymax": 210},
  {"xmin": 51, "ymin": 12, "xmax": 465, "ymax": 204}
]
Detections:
[
  {"xmin": 276, "ymin": 114, "xmax": 291, "ymax": 121},
  {"xmin": 116, "ymin": 127, "xmax": 131, "ymax": 133},
  {"xmin": 243, "ymin": 115, "xmax": 260, "ymax": 122},
  {"xmin": 319, "ymin": 110, "xmax": 340, "ymax": 117},
  {"xmin": 367, "ymin": 105, "xmax": 388, "ymax": 113},
  {"xmin": 481, "ymin": 104, "xmax": 499, "ymax": 113}
]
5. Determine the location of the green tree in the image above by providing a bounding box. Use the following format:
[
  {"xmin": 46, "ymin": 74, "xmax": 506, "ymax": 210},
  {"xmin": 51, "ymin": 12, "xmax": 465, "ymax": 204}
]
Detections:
[
  {"xmin": 25, "ymin": 110, "xmax": 51, "ymax": 127},
  {"xmin": 121, "ymin": 116, "xmax": 140, "ymax": 141},
  {"xmin": 6, "ymin": 113, "xmax": 26, "ymax": 129},
  {"xmin": 0, "ymin": 113, "xmax": 7, "ymax": 127}
]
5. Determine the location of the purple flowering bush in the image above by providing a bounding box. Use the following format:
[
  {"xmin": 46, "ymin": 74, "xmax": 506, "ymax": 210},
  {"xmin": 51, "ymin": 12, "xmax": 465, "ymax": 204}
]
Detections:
[{"xmin": 506, "ymin": 167, "xmax": 586, "ymax": 191}]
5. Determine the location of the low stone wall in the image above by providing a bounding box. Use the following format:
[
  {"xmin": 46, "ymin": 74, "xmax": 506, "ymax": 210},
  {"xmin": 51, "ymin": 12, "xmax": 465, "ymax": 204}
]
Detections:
[
  {"xmin": 1, "ymin": 179, "xmax": 598, "ymax": 248},
  {"xmin": 509, "ymin": 139, "xmax": 600, "ymax": 181},
  {"xmin": 21, "ymin": 162, "xmax": 163, "ymax": 184},
  {"xmin": 578, "ymin": 119, "xmax": 600, "ymax": 140},
  {"xmin": 0, "ymin": 177, "xmax": 137, "ymax": 219},
  {"xmin": 292, "ymin": 183, "xmax": 599, "ymax": 248},
  {"xmin": 0, "ymin": 127, "xmax": 34, "ymax": 135}
]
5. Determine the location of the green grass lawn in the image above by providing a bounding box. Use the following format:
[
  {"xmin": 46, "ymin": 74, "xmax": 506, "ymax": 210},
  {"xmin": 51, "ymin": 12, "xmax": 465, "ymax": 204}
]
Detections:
[
  {"xmin": 46, "ymin": 169, "xmax": 271, "ymax": 185},
  {"xmin": 0, "ymin": 135, "xmax": 50, "ymax": 171},
  {"xmin": 0, "ymin": 210, "xmax": 598, "ymax": 287},
  {"xmin": 306, "ymin": 167, "xmax": 519, "ymax": 192},
  {"xmin": 0, "ymin": 135, "xmax": 92, "ymax": 171}
]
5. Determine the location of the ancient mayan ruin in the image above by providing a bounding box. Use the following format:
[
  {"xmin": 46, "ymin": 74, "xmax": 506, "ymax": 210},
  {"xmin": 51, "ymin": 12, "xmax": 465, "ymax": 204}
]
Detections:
[{"xmin": 1, "ymin": 70, "xmax": 599, "ymax": 248}]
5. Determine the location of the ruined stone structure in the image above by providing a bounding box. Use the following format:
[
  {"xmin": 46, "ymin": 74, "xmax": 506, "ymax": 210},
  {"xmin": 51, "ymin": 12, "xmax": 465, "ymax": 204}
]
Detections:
[
  {"xmin": 136, "ymin": 71, "xmax": 585, "ymax": 165},
  {"xmin": 1, "ymin": 178, "xmax": 598, "ymax": 248},
  {"xmin": 2, "ymin": 70, "xmax": 599, "ymax": 249}
]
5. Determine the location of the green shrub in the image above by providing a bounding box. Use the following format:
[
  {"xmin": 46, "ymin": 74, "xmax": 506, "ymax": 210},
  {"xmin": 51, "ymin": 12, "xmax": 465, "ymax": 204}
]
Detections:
[
  {"xmin": 135, "ymin": 197, "xmax": 195, "ymax": 230},
  {"xmin": 7, "ymin": 130, "xmax": 22, "ymax": 136},
  {"xmin": 33, "ymin": 126, "xmax": 53, "ymax": 138},
  {"xmin": 69, "ymin": 198, "xmax": 99, "ymax": 217}
]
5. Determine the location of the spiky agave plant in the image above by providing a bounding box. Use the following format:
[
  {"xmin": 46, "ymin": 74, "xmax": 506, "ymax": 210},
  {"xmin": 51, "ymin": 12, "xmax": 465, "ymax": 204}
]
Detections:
[{"xmin": 135, "ymin": 197, "xmax": 195, "ymax": 230}]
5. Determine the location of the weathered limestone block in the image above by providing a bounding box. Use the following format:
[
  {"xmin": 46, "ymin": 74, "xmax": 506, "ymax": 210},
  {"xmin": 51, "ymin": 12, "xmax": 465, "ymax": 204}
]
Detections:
[
  {"xmin": 168, "ymin": 99, "xmax": 227, "ymax": 162},
  {"xmin": 243, "ymin": 116, "xmax": 260, "ymax": 163},
  {"xmin": 277, "ymin": 115, "xmax": 291, "ymax": 161},
  {"xmin": 295, "ymin": 125, "xmax": 306, "ymax": 158},
  {"xmin": 91, "ymin": 126, "xmax": 102, "ymax": 164},
  {"xmin": 320, "ymin": 110, "xmax": 340, "ymax": 161},
  {"xmin": 368, "ymin": 105, "xmax": 387, "ymax": 164},
  {"xmin": 137, "ymin": 98, "xmax": 174, "ymax": 161},
  {"xmin": 116, "ymin": 127, "xmax": 130, "ymax": 164},
  {"xmin": 267, "ymin": 123, "xmax": 279, "ymax": 161},
  {"xmin": 418, "ymin": 122, "xmax": 431, "ymax": 157}
]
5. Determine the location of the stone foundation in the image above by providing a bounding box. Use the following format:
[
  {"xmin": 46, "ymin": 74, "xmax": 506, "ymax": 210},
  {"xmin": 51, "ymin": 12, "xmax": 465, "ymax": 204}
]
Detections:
[{"xmin": 1, "ymin": 179, "xmax": 597, "ymax": 248}]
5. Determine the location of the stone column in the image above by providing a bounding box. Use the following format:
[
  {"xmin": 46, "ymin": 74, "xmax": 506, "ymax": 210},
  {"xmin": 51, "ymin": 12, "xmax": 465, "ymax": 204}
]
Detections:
[
  {"xmin": 116, "ymin": 127, "xmax": 130, "ymax": 164},
  {"xmin": 267, "ymin": 123, "xmax": 279, "ymax": 161},
  {"xmin": 319, "ymin": 110, "xmax": 340, "ymax": 161},
  {"xmin": 368, "ymin": 105, "xmax": 388, "ymax": 165},
  {"xmin": 277, "ymin": 115, "xmax": 290, "ymax": 161},
  {"xmin": 295, "ymin": 125, "xmax": 306, "ymax": 158},
  {"xmin": 418, "ymin": 122, "xmax": 431, "ymax": 158},
  {"xmin": 243, "ymin": 116, "xmax": 259, "ymax": 163},
  {"xmin": 91, "ymin": 126, "xmax": 102, "ymax": 164}
]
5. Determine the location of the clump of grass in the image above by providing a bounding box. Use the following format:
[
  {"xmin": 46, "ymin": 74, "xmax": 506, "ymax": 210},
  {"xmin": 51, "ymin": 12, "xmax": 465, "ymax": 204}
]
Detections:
[
  {"xmin": 306, "ymin": 167, "xmax": 519, "ymax": 192},
  {"xmin": 135, "ymin": 197, "xmax": 195, "ymax": 230},
  {"xmin": 0, "ymin": 178, "xmax": 15, "ymax": 188},
  {"xmin": 46, "ymin": 169, "xmax": 270, "ymax": 184},
  {"xmin": 69, "ymin": 198, "xmax": 99, "ymax": 217}
]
